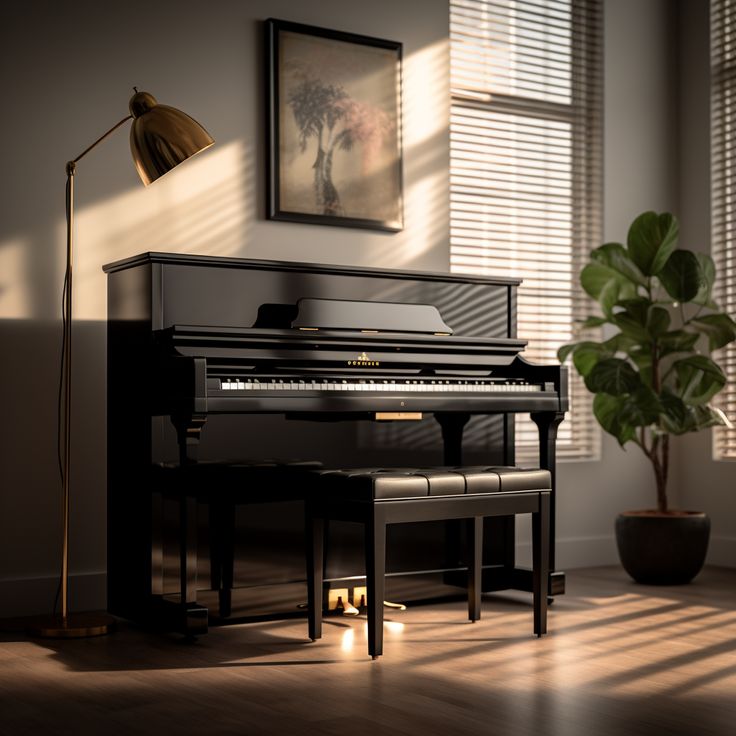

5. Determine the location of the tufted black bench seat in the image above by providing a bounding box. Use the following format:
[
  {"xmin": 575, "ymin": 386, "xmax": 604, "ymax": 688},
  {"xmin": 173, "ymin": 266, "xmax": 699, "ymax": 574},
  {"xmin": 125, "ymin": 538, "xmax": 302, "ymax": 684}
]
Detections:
[{"xmin": 306, "ymin": 466, "xmax": 551, "ymax": 658}]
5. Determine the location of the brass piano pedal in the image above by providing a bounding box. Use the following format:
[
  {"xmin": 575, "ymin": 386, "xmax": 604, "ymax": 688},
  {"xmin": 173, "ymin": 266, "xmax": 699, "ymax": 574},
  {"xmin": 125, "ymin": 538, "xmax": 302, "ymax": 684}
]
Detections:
[
  {"xmin": 328, "ymin": 588, "xmax": 360, "ymax": 616},
  {"xmin": 352, "ymin": 586, "xmax": 406, "ymax": 612},
  {"xmin": 337, "ymin": 596, "xmax": 360, "ymax": 616}
]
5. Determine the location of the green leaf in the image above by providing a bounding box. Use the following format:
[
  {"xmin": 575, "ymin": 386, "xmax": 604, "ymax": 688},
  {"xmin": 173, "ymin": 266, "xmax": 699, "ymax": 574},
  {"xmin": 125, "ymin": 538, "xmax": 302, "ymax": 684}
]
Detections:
[
  {"xmin": 572, "ymin": 342, "xmax": 611, "ymax": 377},
  {"xmin": 628, "ymin": 347, "xmax": 653, "ymax": 387},
  {"xmin": 591, "ymin": 243, "xmax": 647, "ymax": 286},
  {"xmin": 558, "ymin": 341, "xmax": 613, "ymax": 377},
  {"xmin": 580, "ymin": 263, "xmax": 620, "ymax": 300},
  {"xmin": 616, "ymin": 298, "xmax": 651, "ymax": 324},
  {"xmin": 658, "ymin": 250, "xmax": 704, "ymax": 302},
  {"xmin": 658, "ymin": 330, "xmax": 700, "ymax": 357},
  {"xmin": 557, "ymin": 344, "xmax": 576, "ymax": 364},
  {"xmin": 627, "ymin": 211, "xmax": 679, "ymax": 276},
  {"xmin": 622, "ymin": 385, "xmax": 661, "ymax": 426},
  {"xmin": 593, "ymin": 393, "xmax": 637, "ymax": 447},
  {"xmin": 689, "ymin": 405, "xmax": 731, "ymax": 431},
  {"xmin": 659, "ymin": 390, "xmax": 690, "ymax": 434},
  {"xmin": 673, "ymin": 355, "xmax": 727, "ymax": 405},
  {"xmin": 692, "ymin": 252, "xmax": 716, "ymax": 307},
  {"xmin": 586, "ymin": 358, "xmax": 641, "ymax": 395},
  {"xmin": 580, "ymin": 263, "xmax": 636, "ymax": 317},
  {"xmin": 612, "ymin": 312, "xmax": 650, "ymax": 342},
  {"xmin": 614, "ymin": 300, "xmax": 670, "ymax": 340},
  {"xmin": 661, "ymin": 392, "xmax": 732, "ymax": 434},
  {"xmin": 603, "ymin": 333, "xmax": 639, "ymax": 355},
  {"xmin": 599, "ymin": 280, "xmax": 626, "ymax": 318},
  {"xmin": 691, "ymin": 313, "xmax": 736, "ymax": 351},
  {"xmin": 647, "ymin": 306, "xmax": 671, "ymax": 338},
  {"xmin": 578, "ymin": 316, "xmax": 608, "ymax": 328}
]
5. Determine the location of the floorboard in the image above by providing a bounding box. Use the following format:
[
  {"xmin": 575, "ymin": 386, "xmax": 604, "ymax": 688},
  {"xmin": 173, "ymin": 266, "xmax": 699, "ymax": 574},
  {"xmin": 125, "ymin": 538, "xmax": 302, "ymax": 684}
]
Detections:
[{"xmin": 1, "ymin": 566, "xmax": 735, "ymax": 736}]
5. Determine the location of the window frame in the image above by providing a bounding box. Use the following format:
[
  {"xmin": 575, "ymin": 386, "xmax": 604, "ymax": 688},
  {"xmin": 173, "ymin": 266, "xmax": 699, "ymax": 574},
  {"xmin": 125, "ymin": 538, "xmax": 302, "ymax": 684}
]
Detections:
[{"xmin": 449, "ymin": 0, "xmax": 604, "ymax": 462}]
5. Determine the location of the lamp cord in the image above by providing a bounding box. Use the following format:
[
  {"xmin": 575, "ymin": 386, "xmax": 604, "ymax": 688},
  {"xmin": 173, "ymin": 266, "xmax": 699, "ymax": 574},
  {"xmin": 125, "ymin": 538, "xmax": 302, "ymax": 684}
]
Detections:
[{"xmin": 53, "ymin": 176, "xmax": 72, "ymax": 617}]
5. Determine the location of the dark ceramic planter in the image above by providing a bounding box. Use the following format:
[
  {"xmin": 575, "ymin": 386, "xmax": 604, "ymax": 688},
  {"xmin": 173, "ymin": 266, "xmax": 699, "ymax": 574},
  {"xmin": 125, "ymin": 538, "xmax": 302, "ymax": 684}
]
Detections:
[{"xmin": 615, "ymin": 511, "xmax": 710, "ymax": 585}]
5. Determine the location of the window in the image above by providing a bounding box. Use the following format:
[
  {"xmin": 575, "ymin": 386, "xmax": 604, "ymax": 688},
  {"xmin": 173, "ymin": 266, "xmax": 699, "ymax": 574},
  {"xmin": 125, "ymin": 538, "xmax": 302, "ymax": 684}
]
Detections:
[
  {"xmin": 711, "ymin": 0, "xmax": 736, "ymax": 459},
  {"xmin": 449, "ymin": 0, "xmax": 603, "ymax": 461}
]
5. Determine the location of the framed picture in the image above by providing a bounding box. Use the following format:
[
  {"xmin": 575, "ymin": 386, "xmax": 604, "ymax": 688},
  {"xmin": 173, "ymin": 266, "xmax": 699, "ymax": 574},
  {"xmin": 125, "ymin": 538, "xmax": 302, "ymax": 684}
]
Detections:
[{"xmin": 266, "ymin": 18, "xmax": 403, "ymax": 232}]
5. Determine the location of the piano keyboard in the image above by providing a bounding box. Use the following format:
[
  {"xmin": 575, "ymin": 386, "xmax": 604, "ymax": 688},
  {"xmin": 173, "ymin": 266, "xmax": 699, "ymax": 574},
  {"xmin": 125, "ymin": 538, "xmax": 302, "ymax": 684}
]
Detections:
[{"xmin": 215, "ymin": 377, "xmax": 545, "ymax": 393}]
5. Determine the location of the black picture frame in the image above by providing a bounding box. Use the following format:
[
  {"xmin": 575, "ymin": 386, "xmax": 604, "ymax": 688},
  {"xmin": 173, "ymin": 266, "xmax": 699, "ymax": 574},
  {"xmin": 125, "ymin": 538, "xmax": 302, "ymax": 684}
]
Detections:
[{"xmin": 266, "ymin": 18, "xmax": 403, "ymax": 232}]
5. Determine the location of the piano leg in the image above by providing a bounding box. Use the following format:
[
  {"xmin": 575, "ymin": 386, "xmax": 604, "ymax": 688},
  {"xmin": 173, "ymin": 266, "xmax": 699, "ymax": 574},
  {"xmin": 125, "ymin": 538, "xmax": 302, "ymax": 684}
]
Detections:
[
  {"xmin": 436, "ymin": 412, "xmax": 470, "ymax": 466},
  {"xmin": 530, "ymin": 411, "xmax": 565, "ymax": 571},
  {"xmin": 178, "ymin": 490, "xmax": 208, "ymax": 637},
  {"xmin": 173, "ymin": 413, "xmax": 207, "ymax": 465},
  {"xmin": 467, "ymin": 517, "xmax": 483, "ymax": 622},
  {"xmin": 436, "ymin": 413, "xmax": 470, "ymax": 572},
  {"xmin": 306, "ymin": 511, "xmax": 324, "ymax": 642}
]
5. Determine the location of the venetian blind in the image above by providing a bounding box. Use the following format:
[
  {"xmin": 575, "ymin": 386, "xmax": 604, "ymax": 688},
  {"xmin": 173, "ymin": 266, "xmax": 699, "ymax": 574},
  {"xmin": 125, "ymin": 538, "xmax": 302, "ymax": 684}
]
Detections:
[
  {"xmin": 712, "ymin": 0, "xmax": 736, "ymax": 459},
  {"xmin": 449, "ymin": 0, "xmax": 603, "ymax": 461}
]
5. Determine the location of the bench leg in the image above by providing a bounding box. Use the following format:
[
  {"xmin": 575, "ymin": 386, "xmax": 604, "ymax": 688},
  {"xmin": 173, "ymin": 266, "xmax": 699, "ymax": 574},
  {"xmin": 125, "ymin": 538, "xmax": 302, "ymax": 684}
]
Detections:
[
  {"xmin": 467, "ymin": 517, "xmax": 483, "ymax": 622},
  {"xmin": 180, "ymin": 494, "xmax": 198, "ymax": 608},
  {"xmin": 210, "ymin": 498, "xmax": 235, "ymax": 618},
  {"xmin": 366, "ymin": 516, "xmax": 386, "ymax": 659},
  {"xmin": 307, "ymin": 512, "xmax": 324, "ymax": 642},
  {"xmin": 532, "ymin": 492, "xmax": 550, "ymax": 637}
]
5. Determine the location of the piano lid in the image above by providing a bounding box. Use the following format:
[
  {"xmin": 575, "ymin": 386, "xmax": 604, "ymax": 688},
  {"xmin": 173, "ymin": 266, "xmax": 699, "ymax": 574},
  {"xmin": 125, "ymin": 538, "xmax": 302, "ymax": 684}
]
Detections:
[{"xmin": 290, "ymin": 298, "xmax": 454, "ymax": 335}]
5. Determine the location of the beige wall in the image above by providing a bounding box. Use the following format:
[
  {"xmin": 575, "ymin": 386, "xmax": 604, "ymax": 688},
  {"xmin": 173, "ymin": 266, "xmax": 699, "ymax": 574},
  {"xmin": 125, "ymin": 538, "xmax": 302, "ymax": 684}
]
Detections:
[
  {"xmin": 676, "ymin": 0, "xmax": 736, "ymax": 567},
  {"xmin": 0, "ymin": 0, "xmax": 450, "ymax": 616},
  {"xmin": 1, "ymin": 0, "xmax": 709, "ymax": 617},
  {"xmin": 523, "ymin": 0, "xmax": 682, "ymax": 570}
]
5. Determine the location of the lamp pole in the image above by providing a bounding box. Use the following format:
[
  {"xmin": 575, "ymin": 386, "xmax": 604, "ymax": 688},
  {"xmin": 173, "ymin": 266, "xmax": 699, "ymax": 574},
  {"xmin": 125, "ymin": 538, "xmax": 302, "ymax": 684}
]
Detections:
[{"xmin": 29, "ymin": 91, "xmax": 213, "ymax": 638}]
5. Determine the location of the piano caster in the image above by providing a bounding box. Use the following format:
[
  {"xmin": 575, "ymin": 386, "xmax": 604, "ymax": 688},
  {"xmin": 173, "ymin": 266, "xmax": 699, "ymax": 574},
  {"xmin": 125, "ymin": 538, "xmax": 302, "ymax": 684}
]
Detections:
[{"xmin": 371, "ymin": 655, "xmax": 380, "ymax": 661}]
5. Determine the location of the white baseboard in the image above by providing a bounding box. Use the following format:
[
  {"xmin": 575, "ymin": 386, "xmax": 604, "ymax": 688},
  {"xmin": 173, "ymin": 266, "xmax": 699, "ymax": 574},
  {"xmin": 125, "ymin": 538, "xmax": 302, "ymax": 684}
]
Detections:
[
  {"xmin": 708, "ymin": 535, "xmax": 736, "ymax": 568},
  {"xmin": 516, "ymin": 534, "xmax": 736, "ymax": 571},
  {"xmin": 0, "ymin": 572, "xmax": 106, "ymax": 618}
]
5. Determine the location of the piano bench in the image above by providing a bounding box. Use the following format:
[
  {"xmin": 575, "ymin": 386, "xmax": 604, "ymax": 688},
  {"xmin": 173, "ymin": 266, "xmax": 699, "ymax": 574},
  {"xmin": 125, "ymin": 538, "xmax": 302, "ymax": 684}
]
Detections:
[
  {"xmin": 155, "ymin": 460, "xmax": 322, "ymax": 625},
  {"xmin": 305, "ymin": 466, "xmax": 551, "ymax": 659}
]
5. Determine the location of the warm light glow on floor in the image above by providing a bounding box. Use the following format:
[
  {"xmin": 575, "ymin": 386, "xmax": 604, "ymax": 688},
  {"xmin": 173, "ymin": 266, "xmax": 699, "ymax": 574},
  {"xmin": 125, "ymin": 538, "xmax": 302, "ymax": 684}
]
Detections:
[{"xmin": 341, "ymin": 627, "xmax": 355, "ymax": 653}]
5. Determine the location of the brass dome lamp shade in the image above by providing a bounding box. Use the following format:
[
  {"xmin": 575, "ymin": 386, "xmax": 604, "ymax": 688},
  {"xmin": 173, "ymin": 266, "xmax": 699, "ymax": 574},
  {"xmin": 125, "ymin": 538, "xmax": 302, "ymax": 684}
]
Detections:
[
  {"xmin": 129, "ymin": 90, "xmax": 214, "ymax": 185},
  {"xmin": 30, "ymin": 90, "xmax": 213, "ymax": 639}
]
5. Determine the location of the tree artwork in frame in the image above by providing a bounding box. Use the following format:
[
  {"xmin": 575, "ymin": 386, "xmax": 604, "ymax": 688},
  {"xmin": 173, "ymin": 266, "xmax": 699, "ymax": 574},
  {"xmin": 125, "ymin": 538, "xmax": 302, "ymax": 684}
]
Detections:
[{"xmin": 266, "ymin": 18, "xmax": 403, "ymax": 232}]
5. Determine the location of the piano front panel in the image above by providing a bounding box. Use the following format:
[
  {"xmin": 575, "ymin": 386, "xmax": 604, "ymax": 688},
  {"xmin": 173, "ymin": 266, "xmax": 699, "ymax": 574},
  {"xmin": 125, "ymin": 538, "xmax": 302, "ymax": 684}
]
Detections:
[{"xmin": 159, "ymin": 262, "xmax": 512, "ymax": 338}]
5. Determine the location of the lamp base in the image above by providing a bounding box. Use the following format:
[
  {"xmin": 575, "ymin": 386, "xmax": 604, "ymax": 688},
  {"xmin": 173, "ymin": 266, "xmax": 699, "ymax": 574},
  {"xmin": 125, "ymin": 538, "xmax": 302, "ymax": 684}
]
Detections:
[{"xmin": 27, "ymin": 612, "xmax": 116, "ymax": 639}]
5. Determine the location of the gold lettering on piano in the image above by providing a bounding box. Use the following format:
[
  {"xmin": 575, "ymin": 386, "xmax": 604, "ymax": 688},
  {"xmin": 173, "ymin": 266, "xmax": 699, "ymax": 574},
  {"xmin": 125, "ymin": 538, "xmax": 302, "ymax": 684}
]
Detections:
[{"xmin": 347, "ymin": 351, "xmax": 380, "ymax": 367}]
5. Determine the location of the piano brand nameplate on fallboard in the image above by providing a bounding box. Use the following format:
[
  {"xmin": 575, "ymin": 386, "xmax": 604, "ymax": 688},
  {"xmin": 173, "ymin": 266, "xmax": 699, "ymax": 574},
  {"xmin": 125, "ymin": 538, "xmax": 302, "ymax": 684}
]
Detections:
[{"xmin": 103, "ymin": 252, "xmax": 568, "ymax": 635}]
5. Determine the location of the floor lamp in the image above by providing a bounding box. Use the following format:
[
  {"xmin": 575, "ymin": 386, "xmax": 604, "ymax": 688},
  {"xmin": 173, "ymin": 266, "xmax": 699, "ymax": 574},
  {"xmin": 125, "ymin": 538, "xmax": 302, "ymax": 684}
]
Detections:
[{"xmin": 31, "ymin": 89, "xmax": 214, "ymax": 638}]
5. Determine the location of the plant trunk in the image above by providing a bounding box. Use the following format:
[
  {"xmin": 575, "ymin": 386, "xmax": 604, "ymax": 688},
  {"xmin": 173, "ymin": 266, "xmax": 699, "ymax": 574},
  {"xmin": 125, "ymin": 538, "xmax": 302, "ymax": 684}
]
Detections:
[{"xmin": 649, "ymin": 433, "xmax": 669, "ymax": 513}]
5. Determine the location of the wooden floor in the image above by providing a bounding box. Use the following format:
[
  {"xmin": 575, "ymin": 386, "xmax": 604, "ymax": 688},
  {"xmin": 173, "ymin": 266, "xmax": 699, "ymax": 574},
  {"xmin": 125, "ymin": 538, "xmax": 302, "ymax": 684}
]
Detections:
[{"xmin": 1, "ymin": 566, "xmax": 735, "ymax": 736}]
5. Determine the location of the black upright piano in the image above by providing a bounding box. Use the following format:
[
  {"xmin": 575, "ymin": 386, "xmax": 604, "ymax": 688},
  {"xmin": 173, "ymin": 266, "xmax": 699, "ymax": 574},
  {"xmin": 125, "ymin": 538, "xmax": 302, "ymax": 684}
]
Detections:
[{"xmin": 104, "ymin": 252, "xmax": 568, "ymax": 634}]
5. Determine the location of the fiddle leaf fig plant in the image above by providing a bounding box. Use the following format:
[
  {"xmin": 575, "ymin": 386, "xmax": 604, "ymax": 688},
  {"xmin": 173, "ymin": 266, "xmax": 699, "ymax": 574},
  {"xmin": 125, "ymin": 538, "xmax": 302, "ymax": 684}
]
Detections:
[{"xmin": 558, "ymin": 212, "xmax": 736, "ymax": 513}]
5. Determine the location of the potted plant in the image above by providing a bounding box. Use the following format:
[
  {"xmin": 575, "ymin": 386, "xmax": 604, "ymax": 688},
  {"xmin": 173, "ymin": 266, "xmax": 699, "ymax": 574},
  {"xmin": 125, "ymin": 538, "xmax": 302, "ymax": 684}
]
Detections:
[{"xmin": 558, "ymin": 211, "xmax": 736, "ymax": 584}]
